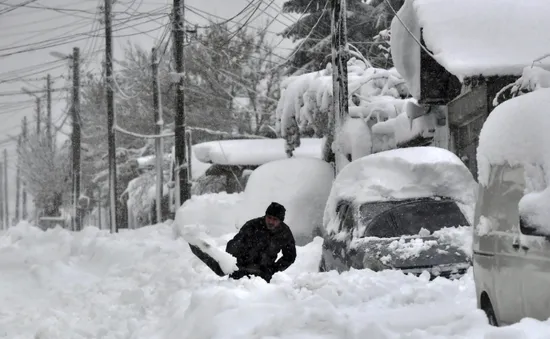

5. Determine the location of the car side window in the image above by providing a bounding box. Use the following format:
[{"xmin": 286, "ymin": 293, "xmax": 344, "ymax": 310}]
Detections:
[
  {"xmin": 336, "ymin": 201, "xmax": 355, "ymax": 232},
  {"xmin": 478, "ymin": 164, "xmax": 525, "ymax": 234},
  {"xmin": 342, "ymin": 205, "xmax": 356, "ymax": 232}
]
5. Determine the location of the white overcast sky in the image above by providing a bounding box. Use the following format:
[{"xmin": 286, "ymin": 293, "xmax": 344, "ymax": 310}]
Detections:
[{"xmin": 0, "ymin": 0, "xmax": 297, "ymax": 219}]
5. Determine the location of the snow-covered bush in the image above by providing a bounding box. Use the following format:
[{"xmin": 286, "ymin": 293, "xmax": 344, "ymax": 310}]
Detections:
[
  {"xmin": 276, "ymin": 56, "xmax": 421, "ymax": 165},
  {"xmin": 494, "ymin": 65, "xmax": 550, "ymax": 106}
]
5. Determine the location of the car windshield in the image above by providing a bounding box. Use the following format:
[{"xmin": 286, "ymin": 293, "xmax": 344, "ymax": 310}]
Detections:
[{"xmin": 359, "ymin": 197, "xmax": 469, "ymax": 237}]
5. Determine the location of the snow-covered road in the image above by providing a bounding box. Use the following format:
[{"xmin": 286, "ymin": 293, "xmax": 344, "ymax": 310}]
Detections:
[{"xmin": 1, "ymin": 193, "xmax": 550, "ymax": 338}]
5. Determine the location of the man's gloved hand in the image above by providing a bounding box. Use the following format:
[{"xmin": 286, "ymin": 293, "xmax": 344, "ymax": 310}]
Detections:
[{"xmin": 265, "ymin": 265, "xmax": 279, "ymax": 276}]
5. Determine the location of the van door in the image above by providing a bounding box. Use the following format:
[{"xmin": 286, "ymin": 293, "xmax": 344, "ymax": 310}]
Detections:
[
  {"xmin": 477, "ymin": 165, "xmax": 526, "ymax": 324},
  {"xmin": 517, "ymin": 217, "xmax": 550, "ymax": 320}
]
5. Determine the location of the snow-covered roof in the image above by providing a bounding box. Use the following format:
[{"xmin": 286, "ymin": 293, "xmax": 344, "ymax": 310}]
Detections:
[
  {"xmin": 323, "ymin": 146, "xmax": 478, "ymax": 233},
  {"xmin": 193, "ymin": 138, "xmax": 323, "ymax": 166},
  {"xmin": 477, "ymin": 87, "xmax": 550, "ymax": 186},
  {"xmin": 392, "ymin": 0, "xmax": 550, "ymax": 84}
]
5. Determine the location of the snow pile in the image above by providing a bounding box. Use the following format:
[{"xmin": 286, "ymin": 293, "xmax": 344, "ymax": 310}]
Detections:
[
  {"xmin": 173, "ymin": 223, "xmax": 238, "ymax": 275},
  {"xmin": 352, "ymin": 226, "xmax": 472, "ymax": 262},
  {"xmin": 193, "ymin": 138, "xmax": 323, "ymax": 166},
  {"xmin": 238, "ymin": 158, "xmax": 334, "ymax": 245},
  {"xmin": 392, "ymin": 0, "xmax": 550, "ymax": 87},
  {"xmin": 324, "ymin": 147, "xmax": 478, "ymax": 235},
  {"xmin": 387, "ymin": 237, "xmax": 438, "ymax": 260},
  {"xmin": 175, "ymin": 192, "xmax": 244, "ymax": 237}
]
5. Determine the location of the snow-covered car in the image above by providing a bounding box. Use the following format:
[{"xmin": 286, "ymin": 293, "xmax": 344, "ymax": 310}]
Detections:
[
  {"xmin": 237, "ymin": 157, "xmax": 334, "ymax": 246},
  {"xmin": 474, "ymin": 88, "xmax": 550, "ymax": 326},
  {"xmin": 191, "ymin": 138, "xmax": 323, "ymax": 195},
  {"xmin": 318, "ymin": 146, "xmax": 477, "ymax": 279}
]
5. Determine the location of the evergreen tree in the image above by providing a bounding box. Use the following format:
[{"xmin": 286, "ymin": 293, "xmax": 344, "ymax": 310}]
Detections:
[{"xmin": 280, "ymin": 0, "xmax": 404, "ymax": 74}]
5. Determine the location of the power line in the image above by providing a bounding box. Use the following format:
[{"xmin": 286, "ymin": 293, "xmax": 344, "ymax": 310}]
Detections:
[{"xmin": 0, "ymin": 87, "xmax": 70, "ymax": 97}]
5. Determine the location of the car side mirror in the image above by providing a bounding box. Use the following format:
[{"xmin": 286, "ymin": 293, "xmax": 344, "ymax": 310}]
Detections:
[{"xmin": 520, "ymin": 215, "xmax": 550, "ymax": 240}]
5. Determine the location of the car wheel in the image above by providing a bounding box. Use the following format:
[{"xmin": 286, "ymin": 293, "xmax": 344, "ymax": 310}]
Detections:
[{"xmin": 481, "ymin": 294, "xmax": 499, "ymax": 327}]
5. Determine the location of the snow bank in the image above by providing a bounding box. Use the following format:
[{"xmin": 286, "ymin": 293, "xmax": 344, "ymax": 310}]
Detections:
[
  {"xmin": 392, "ymin": 0, "xmax": 550, "ymax": 85},
  {"xmin": 324, "ymin": 147, "xmax": 477, "ymax": 235},
  {"xmin": 193, "ymin": 138, "xmax": 323, "ymax": 166},
  {"xmin": 238, "ymin": 158, "xmax": 334, "ymax": 246},
  {"xmin": 3, "ymin": 214, "xmax": 550, "ymax": 337},
  {"xmin": 174, "ymin": 192, "xmax": 244, "ymax": 237}
]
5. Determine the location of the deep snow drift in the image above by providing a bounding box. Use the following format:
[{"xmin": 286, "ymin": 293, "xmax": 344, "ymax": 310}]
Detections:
[{"xmin": 2, "ymin": 194, "xmax": 550, "ymax": 338}]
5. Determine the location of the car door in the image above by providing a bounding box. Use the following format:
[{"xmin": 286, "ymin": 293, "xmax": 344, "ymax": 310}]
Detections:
[
  {"xmin": 517, "ymin": 215, "xmax": 550, "ymax": 321},
  {"xmin": 485, "ymin": 165, "xmax": 526, "ymax": 324}
]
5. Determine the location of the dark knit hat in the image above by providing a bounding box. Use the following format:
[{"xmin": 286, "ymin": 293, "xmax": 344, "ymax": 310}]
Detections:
[{"xmin": 265, "ymin": 202, "xmax": 286, "ymax": 221}]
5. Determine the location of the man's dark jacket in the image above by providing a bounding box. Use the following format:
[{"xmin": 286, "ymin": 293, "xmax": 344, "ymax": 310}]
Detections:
[{"xmin": 226, "ymin": 217, "xmax": 296, "ymax": 281}]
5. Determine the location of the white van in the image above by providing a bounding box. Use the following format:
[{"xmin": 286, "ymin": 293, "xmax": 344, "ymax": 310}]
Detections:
[{"xmin": 473, "ymin": 88, "xmax": 550, "ymax": 326}]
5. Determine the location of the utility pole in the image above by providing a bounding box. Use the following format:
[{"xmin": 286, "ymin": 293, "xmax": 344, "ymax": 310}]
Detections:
[
  {"xmin": 46, "ymin": 74, "xmax": 52, "ymax": 149},
  {"xmin": 15, "ymin": 135, "xmax": 21, "ymax": 223},
  {"xmin": 104, "ymin": 0, "xmax": 117, "ymax": 233},
  {"xmin": 35, "ymin": 97, "xmax": 41, "ymax": 135},
  {"xmin": 3, "ymin": 150, "xmax": 8, "ymax": 227},
  {"xmin": 22, "ymin": 117, "xmax": 28, "ymax": 220},
  {"xmin": 324, "ymin": 0, "xmax": 350, "ymax": 166},
  {"xmin": 173, "ymin": 0, "xmax": 190, "ymax": 206},
  {"xmin": 0, "ymin": 160, "xmax": 3, "ymax": 229},
  {"xmin": 72, "ymin": 47, "xmax": 81, "ymax": 231},
  {"xmin": 152, "ymin": 47, "xmax": 164, "ymax": 224}
]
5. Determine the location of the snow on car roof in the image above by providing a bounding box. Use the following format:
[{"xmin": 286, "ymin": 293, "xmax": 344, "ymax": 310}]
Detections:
[
  {"xmin": 392, "ymin": 0, "xmax": 550, "ymax": 84},
  {"xmin": 323, "ymin": 147, "xmax": 477, "ymax": 234},
  {"xmin": 477, "ymin": 88, "xmax": 550, "ymax": 186},
  {"xmin": 192, "ymin": 138, "xmax": 323, "ymax": 166}
]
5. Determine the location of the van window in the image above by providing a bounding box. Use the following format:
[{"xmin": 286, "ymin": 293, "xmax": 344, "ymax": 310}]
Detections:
[{"xmin": 477, "ymin": 164, "xmax": 525, "ymax": 233}]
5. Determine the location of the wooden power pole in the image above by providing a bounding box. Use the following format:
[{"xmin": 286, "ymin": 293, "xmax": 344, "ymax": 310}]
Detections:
[
  {"xmin": 152, "ymin": 47, "xmax": 164, "ymax": 224},
  {"xmin": 104, "ymin": 0, "xmax": 117, "ymax": 233},
  {"xmin": 0, "ymin": 159, "xmax": 3, "ymax": 229},
  {"xmin": 46, "ymin": 74, "xmax": 52, "ymax": 149},
  {"xmin": 15, "ymin": 136, "xmax": 21, "ymax": 223},
  {"xmin": 3, "ymin": 150, "xmax": 8, "ymax": 227},
  {"xmin": 36, "ymin": 97, "xmax": 41, "ymax": 135},
  {"xmin": 173, "ymin": 0, "xmax": 190, "ymax": 207},
  {"xmin": 22, "ymin": 117, "xmax": 28, "ymax": 220},
  {"xmin": 72, "ymin": 47, "xmax": 81, "ymax": 231},
  {"xmin": 325, "ymin": 0, "xmax": 350, "ymax": 166}
]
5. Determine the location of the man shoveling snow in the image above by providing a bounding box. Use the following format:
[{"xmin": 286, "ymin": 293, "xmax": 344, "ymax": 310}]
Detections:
[{"xmin": 177, "ymin": 202, "xmax": 297, "ymax": 283}]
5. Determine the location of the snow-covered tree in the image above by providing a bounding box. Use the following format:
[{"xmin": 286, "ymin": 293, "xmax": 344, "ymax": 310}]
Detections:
[
  {"xmin": 17, "ymin": 134, "xmax": 70, "ymax": 217},
  {"xmin": 185, "ymin": 23, "xmax": 282, "ymax": 135},
  {"xmin": 275, "ymin": 56, "xmax": 441, "ymax": 168},
  {"xmin": 280, "ymin": 0, "xmax": 404, "ymax": 74}
]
